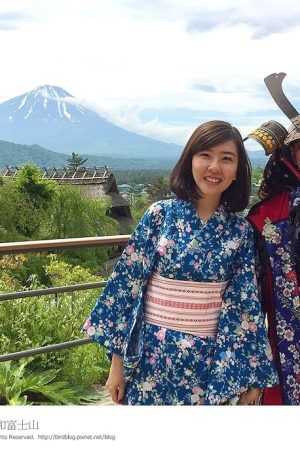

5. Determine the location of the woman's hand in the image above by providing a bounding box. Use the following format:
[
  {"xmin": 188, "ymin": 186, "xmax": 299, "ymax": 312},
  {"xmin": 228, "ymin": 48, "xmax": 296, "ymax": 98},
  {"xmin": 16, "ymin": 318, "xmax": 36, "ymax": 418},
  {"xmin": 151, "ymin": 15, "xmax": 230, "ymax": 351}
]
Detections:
[
  {"xmin": 238, "ymin": 387, "xmax": 262, "ymax": 405},
  {"xmin": 106, "ymin": 354, "xmax": 125, "ymax": 404}
]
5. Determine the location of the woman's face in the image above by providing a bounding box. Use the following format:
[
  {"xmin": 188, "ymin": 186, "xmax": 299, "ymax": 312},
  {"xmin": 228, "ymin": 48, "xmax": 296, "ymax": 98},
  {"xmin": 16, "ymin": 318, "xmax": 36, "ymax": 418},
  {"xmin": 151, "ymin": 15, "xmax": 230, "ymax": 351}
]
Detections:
[
  {"xmin": 291, "ymin": 140, "xmax": 300, "ymax": 169},
  {"xmin": 191, "ymin": 139, "xmax": 238, "ymax": 203}
]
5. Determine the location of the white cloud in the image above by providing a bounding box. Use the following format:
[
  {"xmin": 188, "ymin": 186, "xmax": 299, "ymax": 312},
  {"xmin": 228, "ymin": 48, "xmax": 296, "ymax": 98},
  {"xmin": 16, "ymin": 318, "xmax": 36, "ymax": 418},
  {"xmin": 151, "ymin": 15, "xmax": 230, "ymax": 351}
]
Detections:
[{"xmin": 0, "ymin": 0, "xmax": 300, "ymax": 145}]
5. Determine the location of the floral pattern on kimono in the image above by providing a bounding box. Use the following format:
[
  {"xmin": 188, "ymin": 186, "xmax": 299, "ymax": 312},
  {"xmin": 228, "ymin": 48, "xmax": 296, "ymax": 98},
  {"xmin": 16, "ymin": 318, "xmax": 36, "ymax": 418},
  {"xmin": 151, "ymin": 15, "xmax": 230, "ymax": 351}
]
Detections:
[
  {"xmin": 82, "ymin": 199, "xmax": 278, "ymax": 405},
  {"xmin": 258, "ymin": 187, "xmax": 300, "ymax": 405}
]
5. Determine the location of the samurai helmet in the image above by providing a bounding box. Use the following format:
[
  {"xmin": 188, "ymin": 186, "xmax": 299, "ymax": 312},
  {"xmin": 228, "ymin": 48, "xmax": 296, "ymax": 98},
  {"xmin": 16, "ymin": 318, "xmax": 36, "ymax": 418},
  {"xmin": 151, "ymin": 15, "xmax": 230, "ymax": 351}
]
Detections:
[{"xmin": 244, "ymin": 120, "xmax": 288, "ymax": 155}]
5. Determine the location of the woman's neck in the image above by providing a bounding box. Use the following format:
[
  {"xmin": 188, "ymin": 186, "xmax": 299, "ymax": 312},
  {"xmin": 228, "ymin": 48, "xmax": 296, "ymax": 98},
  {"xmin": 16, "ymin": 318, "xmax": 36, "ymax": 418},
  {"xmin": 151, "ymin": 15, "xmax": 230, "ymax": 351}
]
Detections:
[{"xmin": 194, "ymin": 196, "xmax": 221, "ymax": 222}]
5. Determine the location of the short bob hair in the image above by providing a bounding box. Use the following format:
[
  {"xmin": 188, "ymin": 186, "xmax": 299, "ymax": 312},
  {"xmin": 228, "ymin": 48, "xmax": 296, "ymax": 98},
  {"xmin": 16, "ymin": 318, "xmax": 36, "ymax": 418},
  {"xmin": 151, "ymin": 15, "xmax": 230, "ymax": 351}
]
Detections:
[{"xmin": 169, "ymin": 120, "xmax": 251, "ymax": 213}]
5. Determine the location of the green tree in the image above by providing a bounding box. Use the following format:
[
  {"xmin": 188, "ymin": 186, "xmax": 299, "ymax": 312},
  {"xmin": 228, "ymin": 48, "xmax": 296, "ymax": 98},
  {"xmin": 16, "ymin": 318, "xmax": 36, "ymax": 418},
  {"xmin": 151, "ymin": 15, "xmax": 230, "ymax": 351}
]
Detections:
[
  {"xmin": 252, "ymin": 167, "xmax": 263, "ymax": 185},
  {"xmin": 15, "ymin": 164, "xmax": 57, "ymax": 210},
  {"xmin": 146, "ymin": 175, "xmax": 172, "ymax": 202},
  {"xmin": 49, "ymin": 185, "xmax": 116, "ymax": 239},
  {"xmin": 48, "ymin": 184, "xmax": 118, "ymax": 270},
  {"xmin": 0, "ymin": 179, "xmax": 23, "ymax": 241},
  {"xmin": 0, "ymin": 173, "xmax": 55, "ymax": 240},
  {"xmin": 130, "ymin": 195, "xmax": 152, "ymax": 225},
  {"xmin": 67, "ymin": 152, "xmax": 88, "ymax": 170},
  {"xmin": 12, "ymin": 164, "xmax": 57, "ymax": 237}
]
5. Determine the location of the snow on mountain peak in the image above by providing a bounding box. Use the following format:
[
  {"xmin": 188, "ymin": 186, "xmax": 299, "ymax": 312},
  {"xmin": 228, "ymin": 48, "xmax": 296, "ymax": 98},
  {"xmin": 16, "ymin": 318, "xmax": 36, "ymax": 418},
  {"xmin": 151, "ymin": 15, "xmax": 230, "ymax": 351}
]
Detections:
[
  {"xmin": 36, "ymin": 85, "xmax": 73, "ymax": 99},
  {"xmin": 6, "ymin": 84, "xmax": 87, "ymax": 123}
]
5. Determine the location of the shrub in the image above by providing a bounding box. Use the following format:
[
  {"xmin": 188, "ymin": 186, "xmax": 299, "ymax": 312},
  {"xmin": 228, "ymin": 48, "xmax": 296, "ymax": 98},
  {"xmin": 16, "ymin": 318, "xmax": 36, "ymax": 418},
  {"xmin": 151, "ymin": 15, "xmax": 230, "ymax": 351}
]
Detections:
[{"xmin": 0, "ymin": 255, "xmax": 110, "ymax": 397}]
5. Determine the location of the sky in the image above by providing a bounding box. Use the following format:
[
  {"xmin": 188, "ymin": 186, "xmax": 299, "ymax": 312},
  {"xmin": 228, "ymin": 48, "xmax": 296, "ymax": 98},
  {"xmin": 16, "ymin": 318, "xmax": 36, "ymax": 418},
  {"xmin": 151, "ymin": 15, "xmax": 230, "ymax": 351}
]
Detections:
[{"xmin": 1, "ymin": 0, "xmax": 300, "ymax": 148}]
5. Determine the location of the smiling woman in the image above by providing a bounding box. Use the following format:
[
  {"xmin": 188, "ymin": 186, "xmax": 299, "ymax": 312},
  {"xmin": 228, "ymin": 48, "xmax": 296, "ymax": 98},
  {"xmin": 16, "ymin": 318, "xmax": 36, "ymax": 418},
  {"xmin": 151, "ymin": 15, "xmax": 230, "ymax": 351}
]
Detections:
[{"xmin": 83, "ymin": 120, "xmax": 279, "ymax": 406}]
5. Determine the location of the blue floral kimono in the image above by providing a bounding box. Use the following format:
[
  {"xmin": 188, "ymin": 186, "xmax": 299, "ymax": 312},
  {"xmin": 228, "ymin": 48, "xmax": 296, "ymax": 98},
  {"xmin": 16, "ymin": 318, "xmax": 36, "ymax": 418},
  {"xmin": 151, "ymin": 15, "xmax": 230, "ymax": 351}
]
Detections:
[{"xmin": 83, "ymin": 199, "xmax": 278, "ymax": 405}]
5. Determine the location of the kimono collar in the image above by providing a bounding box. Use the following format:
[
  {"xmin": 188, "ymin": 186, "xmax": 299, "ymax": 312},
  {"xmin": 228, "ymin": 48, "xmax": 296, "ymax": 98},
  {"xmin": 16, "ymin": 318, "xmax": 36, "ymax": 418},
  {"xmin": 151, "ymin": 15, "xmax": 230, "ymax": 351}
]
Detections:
[{"xmin": 179, "ymin": 200, "xmax": 231, "ymax": 239}]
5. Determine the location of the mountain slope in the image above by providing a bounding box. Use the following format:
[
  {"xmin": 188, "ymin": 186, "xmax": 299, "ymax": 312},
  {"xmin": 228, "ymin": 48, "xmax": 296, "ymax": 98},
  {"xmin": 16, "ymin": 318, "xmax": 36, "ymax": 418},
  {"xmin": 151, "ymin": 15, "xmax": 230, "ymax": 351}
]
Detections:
[
  {"xmin": 0, "ymin": 140, "xmax": 67, "ymax": 167},
  {"xmin": 0, "ymin": 85, "xmax": 182, "ymax": 159},
  {"xmin": 0, "ymin": 139, "xmax": 177, "ymax": 170},
  {"xmin": 0, "ymin": 138, "xmax": 268, "ymax": 171}
]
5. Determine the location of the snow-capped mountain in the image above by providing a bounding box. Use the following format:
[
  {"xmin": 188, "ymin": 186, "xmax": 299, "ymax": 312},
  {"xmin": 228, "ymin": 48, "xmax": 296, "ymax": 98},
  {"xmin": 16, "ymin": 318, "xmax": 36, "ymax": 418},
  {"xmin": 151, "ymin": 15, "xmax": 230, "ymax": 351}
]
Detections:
[
  {"xmin": 1, "ymin": 85, "xmax": 88, "ymax": 123},
  {"xmin": 0, "ymin": 85, "xmax": 181, "ymax": 159}
]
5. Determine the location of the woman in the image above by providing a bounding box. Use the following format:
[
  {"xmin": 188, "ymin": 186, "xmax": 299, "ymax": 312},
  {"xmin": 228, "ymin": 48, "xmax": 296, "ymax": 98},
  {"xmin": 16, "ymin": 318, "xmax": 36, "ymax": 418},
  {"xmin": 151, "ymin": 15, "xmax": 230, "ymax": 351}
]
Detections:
[
  {"xmin": 83, "ymin": 120, "xmax": 278, "ymax": 405},
  {"xmin": 247, "ymin": 122, "xmax": 300, "ymax": 405}
]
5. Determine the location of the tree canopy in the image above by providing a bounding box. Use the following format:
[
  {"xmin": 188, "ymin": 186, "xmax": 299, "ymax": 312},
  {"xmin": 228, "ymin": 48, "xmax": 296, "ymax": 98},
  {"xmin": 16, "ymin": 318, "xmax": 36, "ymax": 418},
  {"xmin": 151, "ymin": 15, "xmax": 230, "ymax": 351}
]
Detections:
[{"xmin": 67, "ymin": 152, "xmax": 88, "ymax": 170}]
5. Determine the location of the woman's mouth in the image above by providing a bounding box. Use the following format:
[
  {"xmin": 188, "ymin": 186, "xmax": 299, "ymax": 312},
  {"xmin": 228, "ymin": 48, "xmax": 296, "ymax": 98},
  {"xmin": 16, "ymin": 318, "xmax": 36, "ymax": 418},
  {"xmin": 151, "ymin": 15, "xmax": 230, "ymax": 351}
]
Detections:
[{"xmin": 204, "ymin": 176, "xmax": 222, "ymax": 184}]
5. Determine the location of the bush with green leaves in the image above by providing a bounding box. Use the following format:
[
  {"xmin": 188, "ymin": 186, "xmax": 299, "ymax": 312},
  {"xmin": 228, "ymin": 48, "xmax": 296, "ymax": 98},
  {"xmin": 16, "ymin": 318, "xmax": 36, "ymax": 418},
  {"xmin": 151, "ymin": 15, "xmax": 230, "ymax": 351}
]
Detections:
[
  {"xmin": 0, "ymin": 254, "xmax": 110, "ymax": 396},
  {"xmin": 0, "ymin": 358, "xmax": 101, "ymax": 405}
]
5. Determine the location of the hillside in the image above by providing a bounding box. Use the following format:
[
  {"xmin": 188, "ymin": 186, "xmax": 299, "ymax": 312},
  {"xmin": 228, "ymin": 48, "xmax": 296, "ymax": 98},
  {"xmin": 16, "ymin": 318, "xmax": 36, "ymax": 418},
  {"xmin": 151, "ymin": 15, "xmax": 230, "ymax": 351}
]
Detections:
[{"xmin": 0, "ymin": 139, "xmax": 177, "ymax": 170}]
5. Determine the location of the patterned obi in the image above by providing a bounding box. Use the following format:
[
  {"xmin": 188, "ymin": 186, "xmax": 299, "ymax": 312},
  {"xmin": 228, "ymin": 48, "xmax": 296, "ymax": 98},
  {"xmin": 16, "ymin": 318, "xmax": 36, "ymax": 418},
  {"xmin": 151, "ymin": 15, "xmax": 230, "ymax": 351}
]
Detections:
[{"xmin": 143, "ymin": 272, "xmax": 228, "ymax": 337}]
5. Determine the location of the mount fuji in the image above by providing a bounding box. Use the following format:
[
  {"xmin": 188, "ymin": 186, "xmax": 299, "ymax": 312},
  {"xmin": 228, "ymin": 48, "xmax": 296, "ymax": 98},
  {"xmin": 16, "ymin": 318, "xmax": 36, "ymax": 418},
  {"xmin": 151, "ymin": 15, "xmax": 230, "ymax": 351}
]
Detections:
[{"xmin": 0, "ymin": 85, "xmax": 182, "ymax": 159}]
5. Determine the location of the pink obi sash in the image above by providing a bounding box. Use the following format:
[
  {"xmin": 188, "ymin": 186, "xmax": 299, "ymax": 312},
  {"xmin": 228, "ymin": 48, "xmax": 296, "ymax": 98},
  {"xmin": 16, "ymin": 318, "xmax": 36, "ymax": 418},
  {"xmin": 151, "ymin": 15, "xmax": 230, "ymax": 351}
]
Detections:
[{"xmin": 143, "ymin": 272, "xmax": 228, "ymax": 337}]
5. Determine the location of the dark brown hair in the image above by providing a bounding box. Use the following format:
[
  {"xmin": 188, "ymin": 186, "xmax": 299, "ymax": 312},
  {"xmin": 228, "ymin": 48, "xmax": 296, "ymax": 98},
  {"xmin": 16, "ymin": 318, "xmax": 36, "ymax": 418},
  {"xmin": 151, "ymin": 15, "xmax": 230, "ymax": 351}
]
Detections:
[{"xmin": 169, "ymin": 120, "xmax": 251, "ymax": 213}]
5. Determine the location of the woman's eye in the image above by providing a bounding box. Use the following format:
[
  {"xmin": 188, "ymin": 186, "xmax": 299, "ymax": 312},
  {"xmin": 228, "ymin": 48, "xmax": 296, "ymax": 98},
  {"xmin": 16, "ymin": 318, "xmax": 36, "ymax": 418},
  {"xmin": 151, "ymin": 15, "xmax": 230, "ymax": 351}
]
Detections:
[{"xmin": 223, "ymin": 156, "xmax": 233, "ymax": 161}]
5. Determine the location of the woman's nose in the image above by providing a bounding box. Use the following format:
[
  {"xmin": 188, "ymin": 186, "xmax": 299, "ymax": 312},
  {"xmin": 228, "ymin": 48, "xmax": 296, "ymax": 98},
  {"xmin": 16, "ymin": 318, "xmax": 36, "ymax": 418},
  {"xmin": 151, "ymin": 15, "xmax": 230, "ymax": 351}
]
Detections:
[{"xmin": 208, "ymin": 159, "xmax": 221, "ymax": 172}]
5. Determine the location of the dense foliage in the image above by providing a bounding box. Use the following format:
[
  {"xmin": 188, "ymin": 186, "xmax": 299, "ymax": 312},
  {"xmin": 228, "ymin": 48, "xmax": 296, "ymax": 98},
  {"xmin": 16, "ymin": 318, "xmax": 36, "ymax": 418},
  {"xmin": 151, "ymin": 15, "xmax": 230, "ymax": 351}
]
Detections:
[
  {"xmin": 0, "ymin": 254, "xmax": 110, "ymax": 404},
  {"xmin": 0, "ymin": 164, "xmax": 119, "ymax": 404}
]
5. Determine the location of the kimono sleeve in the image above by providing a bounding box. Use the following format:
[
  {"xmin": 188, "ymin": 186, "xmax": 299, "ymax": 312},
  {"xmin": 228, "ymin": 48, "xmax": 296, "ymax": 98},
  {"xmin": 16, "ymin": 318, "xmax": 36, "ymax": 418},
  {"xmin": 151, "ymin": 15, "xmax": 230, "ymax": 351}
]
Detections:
[
  {"xmin": 81, "ymin": 201, "xmax": 165, "ymax": 357},
  {"xmin": 205, "ymin": 221, "xmax": 278, "ymax": 404}
]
